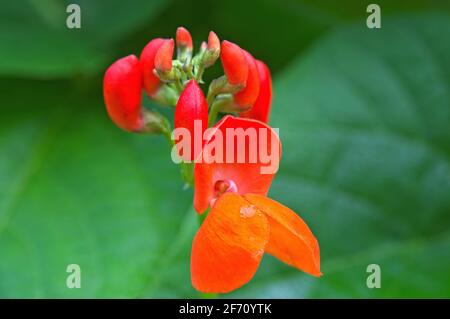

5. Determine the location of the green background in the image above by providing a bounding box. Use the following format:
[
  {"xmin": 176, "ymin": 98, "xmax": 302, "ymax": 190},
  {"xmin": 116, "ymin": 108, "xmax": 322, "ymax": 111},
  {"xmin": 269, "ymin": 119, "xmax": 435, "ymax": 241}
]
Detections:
[{"xmin": 0, "ymin": 0, "xmax": 449, "ymax": 298}]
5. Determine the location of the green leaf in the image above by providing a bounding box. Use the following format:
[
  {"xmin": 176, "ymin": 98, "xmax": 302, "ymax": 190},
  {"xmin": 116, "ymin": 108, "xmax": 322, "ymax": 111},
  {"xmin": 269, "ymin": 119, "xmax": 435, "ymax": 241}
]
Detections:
[
  {"xmin": 231, "ymin": 13, "xmax": 450, "ymax": 297},
  {"xmin": 0, "ymin": 0, "xmax": 168, "ymax": 77}
]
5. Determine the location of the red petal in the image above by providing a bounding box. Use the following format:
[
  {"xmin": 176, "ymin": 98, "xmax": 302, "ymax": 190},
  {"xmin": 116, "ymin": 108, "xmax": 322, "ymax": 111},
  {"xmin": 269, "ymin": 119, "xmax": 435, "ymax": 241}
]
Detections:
[
  {"xmin": 244, "ymin": 194, "xmax": 322, "ymax": 277},
  {"xmin": 194, "ymin": 116, "xmax": 281, "ymax": 213},
  {"xmin": 234, "ymin": 51, "xmax": 260, "ymax": 108},
  {"xmin": 241, "ymin": 60, "xmax": 272, "ymax": 123},
  {"xmin": 220, "ymin": 40, "xmax": 248, "ymax": 86},
  {"xmin": 191, "ymin": 193, "xmax": 269, "ymax": 293},
  {"xmin": 140, "ymin": 38, "xmax": 165, "ymax": 96},
  {"xmin": 155, "ymin": 39, "xmax": 174, "ymax": 72},
  {"xmin": 103, "ymin": 55, "xmax": 143, "ymax": 132},
  {"xmin": 174, "ymin": 80, "xmax": 208, "ymax": 162}
]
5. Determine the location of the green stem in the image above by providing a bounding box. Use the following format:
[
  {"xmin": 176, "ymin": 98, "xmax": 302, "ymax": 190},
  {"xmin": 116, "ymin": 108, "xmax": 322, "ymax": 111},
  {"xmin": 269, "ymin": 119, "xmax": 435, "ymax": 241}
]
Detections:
[
  {"xmin": 208, "ymin": 102, "xmax": 221, "ymax": 126},
  {"xmin": 162, "ymin": 129, "xmax": 194, "ymax": 187},
  {"xmin": 208, "ymin": 96, "xmax": 233, "ymax": 126},
  {"xmin": 195, "ymin": 65, "xmax": 205, "ymax": 83}
]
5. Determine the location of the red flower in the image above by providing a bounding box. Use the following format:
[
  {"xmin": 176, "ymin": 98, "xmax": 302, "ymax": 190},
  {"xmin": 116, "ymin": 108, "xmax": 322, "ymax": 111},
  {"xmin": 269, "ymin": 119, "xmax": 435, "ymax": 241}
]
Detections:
[
  {"xmin": 103, "ymin": 55, "xmax": 143, "ymax": 132},
  {"xmin": 174, "ymin": 80, "xmax": 208, "ymax": 162},
  {"xmin": 140, "ymin": 38, "xmax": 172, "ymax": 96},
  {"xmin": 240, "ymin": 60, "xmax": 272, "ymax": 123},
  {"xmin": 191, "ymin": 116, "xmax": 321, "ymax": 293}
]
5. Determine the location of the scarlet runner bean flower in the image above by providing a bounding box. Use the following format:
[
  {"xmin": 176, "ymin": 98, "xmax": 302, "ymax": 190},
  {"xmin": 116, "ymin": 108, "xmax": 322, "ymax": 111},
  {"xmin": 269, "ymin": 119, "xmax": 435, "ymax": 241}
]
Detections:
[
  {"xmin": 102, "ymin": 26, "xmax": 321, "ymax": 295},
  {"xmin": 192, "ymin": 115, "xmax": 320, "ymax": 293}
]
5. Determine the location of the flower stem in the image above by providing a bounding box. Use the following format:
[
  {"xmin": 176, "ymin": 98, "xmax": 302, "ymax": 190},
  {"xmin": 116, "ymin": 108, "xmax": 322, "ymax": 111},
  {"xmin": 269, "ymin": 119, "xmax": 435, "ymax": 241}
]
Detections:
[{"xmin": 195, "ymin": 64, "xmax": 205, "ymax": 83}]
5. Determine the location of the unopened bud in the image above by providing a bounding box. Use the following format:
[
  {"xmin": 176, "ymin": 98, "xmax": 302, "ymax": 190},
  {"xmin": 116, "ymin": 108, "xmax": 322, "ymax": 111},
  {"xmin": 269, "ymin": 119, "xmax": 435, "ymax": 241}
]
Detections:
[{"xmin": 176, "ymin": 26, "xmax": 193, "ymax": 64}]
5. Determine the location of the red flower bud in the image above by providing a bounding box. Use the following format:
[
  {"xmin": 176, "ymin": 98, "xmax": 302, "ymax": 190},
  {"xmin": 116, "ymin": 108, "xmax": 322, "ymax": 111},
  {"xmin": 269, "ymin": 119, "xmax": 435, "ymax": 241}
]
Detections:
[
  {"xmin": 140, "ymin": 38, "xmax": 165, "ymax": 96},
  {"xmin": 220, "ymin": 40, "xmax": 248, "ymax": 86},
  {"xmin": 176, "ymin": 26, "xmax": 193, "ymax": 49},
  {"xmin": 103, "ymin": 55, "xmax": 143, "ymax": 132},
  {"xmin": 233, "ymin": 50, "xmax": 260, "ymax": 108},
  {"xmin": 155, "ymin": 39, "xmax": 174, "ymax": 73},
  {"xmin": 174, "ymin": 80, "xmax": 208, "ymax": 161},
  {"xmin": 207, "ymin": 31, "xmax": 220, "ymax": 52},
  {"xmin": 240, "ymin": 60, "xmax": 272, "ymax": 123}
]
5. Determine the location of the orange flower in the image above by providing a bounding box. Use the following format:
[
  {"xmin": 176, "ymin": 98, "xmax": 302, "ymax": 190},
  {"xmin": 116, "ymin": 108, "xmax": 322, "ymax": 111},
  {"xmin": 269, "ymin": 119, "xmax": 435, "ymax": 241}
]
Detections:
[{"xmin": 191, "ymin": 116, "xmax": 321, "ymax": 293}]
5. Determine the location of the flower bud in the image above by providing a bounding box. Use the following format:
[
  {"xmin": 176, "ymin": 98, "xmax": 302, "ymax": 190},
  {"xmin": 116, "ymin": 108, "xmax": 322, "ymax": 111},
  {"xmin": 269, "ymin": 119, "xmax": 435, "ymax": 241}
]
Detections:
[
  {"xmin": 241, "ymin": 60, "xmax": 272, "ymax": 123},
  {"xmin": 220, "ymin": 40, "xmax": 248, "ymax": 87},
  {"xmin": 200, "ymin": 41, "xmax": 207, "ymax": 52},
  {"xmin": 174, "ymin": 80, "xmax": 208, "ymax": 162},
  {"xmin": 208, "ymin": 31, "xmax": 220, "ymax": 52},
  {"xmin": 176, "ymin": 26, "xmax": 193, "ymax": 50},
  {"xmin": 140, "ymin": 38, "xmax": 165, "ymax": 96},
  {"xmin": 155, "ymin": 39, "xmax": 174, "ymax": 73},
  {"xmin": 176, "ymin": 27, "xmax": 193, "ymax": 64},
  {"xmin": 202, "ymin": 31, "xmax": 220, "ymax": 68},
  {"xmin": 103, "ymin": 55, "xmax": 143, "ymax": 132}
]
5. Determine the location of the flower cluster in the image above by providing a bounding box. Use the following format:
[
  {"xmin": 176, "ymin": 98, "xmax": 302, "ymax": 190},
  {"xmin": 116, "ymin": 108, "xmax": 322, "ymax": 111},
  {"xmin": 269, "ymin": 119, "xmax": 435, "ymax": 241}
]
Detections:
[{"xmin": 103, "ymin": 27, "xmax": 321, "ymax": 294}]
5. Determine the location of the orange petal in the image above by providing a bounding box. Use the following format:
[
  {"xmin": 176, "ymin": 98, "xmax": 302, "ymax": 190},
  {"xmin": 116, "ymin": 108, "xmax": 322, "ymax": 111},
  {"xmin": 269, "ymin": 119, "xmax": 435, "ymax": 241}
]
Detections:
[
  {"xmin": 244, "ymin": 194, "xmax": 321, "ymax": 277},
  {"xmin": 191, "ymin": 193, "xmax": 269, "ymax": 293}
]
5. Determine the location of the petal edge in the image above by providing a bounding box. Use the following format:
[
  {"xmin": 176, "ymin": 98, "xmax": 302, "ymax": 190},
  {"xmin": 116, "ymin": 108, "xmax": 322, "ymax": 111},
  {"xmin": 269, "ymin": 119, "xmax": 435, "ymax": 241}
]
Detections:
[{"xmin": 244, "ymin": 194, "xmax": 321, "ymax": 277}]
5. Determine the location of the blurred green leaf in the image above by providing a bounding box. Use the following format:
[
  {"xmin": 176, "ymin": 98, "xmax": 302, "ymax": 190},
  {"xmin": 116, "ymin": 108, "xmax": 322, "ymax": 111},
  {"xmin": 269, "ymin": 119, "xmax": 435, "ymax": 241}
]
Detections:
[
  {"xmin": 232, "ymin": 12, "xmax": 450, "ymax": 298},
  {"xmin": 65, "ymin": 0, "xmax": 169, "ymax": 45},
  {"xmin": 0, "ymin": 0, "xmax": 169, "ymax": 78}
]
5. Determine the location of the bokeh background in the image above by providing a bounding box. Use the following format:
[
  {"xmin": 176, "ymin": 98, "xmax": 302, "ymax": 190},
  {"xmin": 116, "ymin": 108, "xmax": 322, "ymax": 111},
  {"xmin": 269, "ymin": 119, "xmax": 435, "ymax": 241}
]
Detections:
[{"xmin": 0, "ymin": 0, "xmax": 449, "ymax": 298}]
